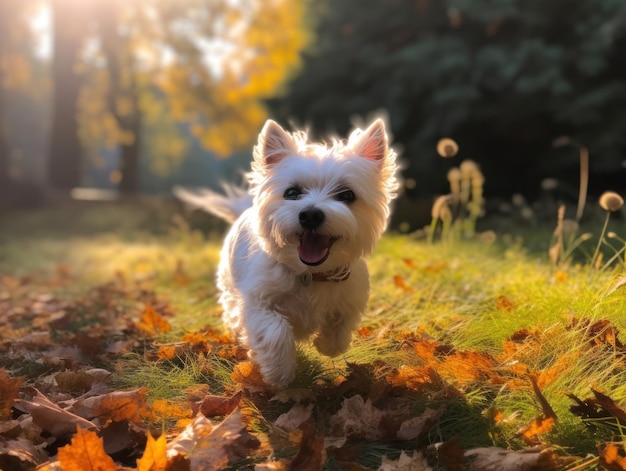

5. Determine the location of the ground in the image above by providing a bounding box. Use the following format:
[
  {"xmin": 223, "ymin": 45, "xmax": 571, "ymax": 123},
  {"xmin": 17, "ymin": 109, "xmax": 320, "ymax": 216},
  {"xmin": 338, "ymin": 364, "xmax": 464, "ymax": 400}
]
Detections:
[{"xmin": 1, "ymin": 196, "xmax": 626, "ymax": 470}]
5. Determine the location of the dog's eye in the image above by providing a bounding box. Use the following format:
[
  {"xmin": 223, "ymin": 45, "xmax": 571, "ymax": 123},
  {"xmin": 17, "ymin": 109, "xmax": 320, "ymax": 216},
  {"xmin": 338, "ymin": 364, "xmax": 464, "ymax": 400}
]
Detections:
[
  {"xmin": 336, "ymin": 189, "xmax": 356, "ymax": 203},
  {"xmin": 283, "ymin": 187, "xmax": 302, "ymax": 200}
]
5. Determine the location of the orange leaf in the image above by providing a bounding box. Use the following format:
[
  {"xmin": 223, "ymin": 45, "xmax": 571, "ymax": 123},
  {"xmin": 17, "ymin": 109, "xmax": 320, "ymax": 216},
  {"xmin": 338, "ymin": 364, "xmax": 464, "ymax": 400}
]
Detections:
[
  {"xmin": 137, "ymin": 305, "xmax": 171, "ymax": 335},
  {"xmin": 393, "ymin": 275, "xmax": 411, "ymax": 291},
  {"xmin": 157, "ymin": 345, "xmax": 177, "ymax": 360},
  {"xmin": 0, "ymin": 369, "xmax": 23, "ymax": 420},
  {"xmin": 58, "ymin": 426, "xmax": 117, "ymax": 471},
  {"xmin": 519, "ymin": 416, "xmax": 555, "ymax": 444},
  {"xmin": 496, "ymin": 295, "xmax": 514, "ymax": 312},
  {"xmin": 231, "ymin": 361, "xmax": 267, "ymax": 390},
  {"xmin": 357, "ymin": 326, "xmax": 373, "ymax": 337},
  {"xmin": 402, "ymin": 258, "xmax": 417, "ymax": 269},
  {"xmin": 600, "ymin": 443, "xmax": 626, "ymax": 470},
  {"xmin": 92, "ymin": 388, "xmax": 150, "ymax": 424},
  {"xmin": 136, "ymin": 432, "xmax": 168, "ymax": 471},
  {"xmin": 151, "ymin": 399, "xmax": 193, "ymax": 422}
]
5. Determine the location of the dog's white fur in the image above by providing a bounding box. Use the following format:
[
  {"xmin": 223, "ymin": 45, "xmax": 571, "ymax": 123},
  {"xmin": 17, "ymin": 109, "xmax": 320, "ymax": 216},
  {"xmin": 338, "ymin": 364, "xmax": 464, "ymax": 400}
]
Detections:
[{"xmin": 175, "ymin": 119, "xmax": 398, "ymax": 388}]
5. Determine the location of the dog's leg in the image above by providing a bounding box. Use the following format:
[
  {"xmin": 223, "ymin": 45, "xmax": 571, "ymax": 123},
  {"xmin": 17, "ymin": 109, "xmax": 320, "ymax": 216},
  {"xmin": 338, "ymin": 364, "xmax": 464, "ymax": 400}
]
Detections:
[
  {"xmin": 242, "ymin": 308, "xmax": 297, "ymax": 389},
  {"xmin": 314, "ymin": 307, "xmax": 362, "ymax": 358}
]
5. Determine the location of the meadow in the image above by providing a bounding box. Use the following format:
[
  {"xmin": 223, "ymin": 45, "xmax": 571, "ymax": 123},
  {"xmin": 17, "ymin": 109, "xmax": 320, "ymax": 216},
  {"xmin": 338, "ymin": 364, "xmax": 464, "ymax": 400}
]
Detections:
[{"xmin": 1, "ymin": 190, "xmax": 626, "ymax": 470}]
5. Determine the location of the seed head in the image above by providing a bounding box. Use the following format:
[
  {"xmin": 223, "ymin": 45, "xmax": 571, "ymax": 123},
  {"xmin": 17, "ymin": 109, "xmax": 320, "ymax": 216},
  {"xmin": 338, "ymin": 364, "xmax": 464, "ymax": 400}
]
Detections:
[
  {"xmin": 599, "ymin": 191, "xmax": 624, "ymax": 212},
  {"xmin": 437, "ymin": 138, "xmax": 459, "ymax": 158}
]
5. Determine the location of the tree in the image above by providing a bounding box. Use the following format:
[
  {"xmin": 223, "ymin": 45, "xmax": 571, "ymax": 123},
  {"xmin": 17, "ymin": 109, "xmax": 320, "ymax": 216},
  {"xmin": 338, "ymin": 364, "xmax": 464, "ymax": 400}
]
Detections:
[
  {"xmin": 47, "ymin": 0, "xmax": 91, "ymax": 190},
  {"xmin": 76, "ymin": 0, "xmax": 310, "ymax": 194},
  {"xmin": 270, "ymin": 0, "xmax": 626, "ymax": 200}
]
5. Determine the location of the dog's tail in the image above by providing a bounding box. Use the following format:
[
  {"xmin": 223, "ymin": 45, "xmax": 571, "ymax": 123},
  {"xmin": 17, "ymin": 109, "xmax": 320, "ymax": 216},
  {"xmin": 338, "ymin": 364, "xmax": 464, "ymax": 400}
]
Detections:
[{"xmin": 172, "ymin": 184, "xmax": 252, "ymax": 224}]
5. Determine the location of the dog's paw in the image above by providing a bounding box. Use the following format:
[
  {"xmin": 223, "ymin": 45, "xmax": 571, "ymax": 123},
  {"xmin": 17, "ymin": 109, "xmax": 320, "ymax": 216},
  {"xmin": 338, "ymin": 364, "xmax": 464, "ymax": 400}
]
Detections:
[
  {"xmin": 314, "ymin": 334, "xmax": 350, "ymax": 358},
  {"xmin": 257, "ymin": 356, "xmax": 296, "ymax": 389}
]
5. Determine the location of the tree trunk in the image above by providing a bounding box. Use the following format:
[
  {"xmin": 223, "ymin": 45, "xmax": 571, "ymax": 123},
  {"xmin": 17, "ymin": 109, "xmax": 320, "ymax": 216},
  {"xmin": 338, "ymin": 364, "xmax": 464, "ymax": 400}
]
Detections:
[
  {"xmin": 0, "ymin": 68, "xmax": 10, "ymax": 184},
  {"xmin": 97, "ymin": 1, "xmax": 142, "ymax": 195},
  {"xmin": 47, "ymin": 0, "xmax": 87, "ymax": 190},
  {"xmin": 0, "ymin": 1, "xmax": 11, "ymax": 184}
]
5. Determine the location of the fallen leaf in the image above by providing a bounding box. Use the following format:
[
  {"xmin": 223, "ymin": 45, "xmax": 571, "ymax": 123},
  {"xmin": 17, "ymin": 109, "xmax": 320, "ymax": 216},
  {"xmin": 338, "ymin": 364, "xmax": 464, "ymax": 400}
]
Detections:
[
  {"xmin": 393, "ymin": 275, "xmax": 411, "ymax": 291},
  {"xmin": 0, "ymin": 437, "xmax": 48, "ymax": 469},
  {"xmin": 328, "ymin": 395, "xmax": 385, "ymax": 441},
  {"xmin": 378, "ymin": 451, "xmax": 431, "ymax": 471},
  {"xmin": 274, "ymin": 403, "xmax": 314, "ymax": 432},
  {"xmin": 137, "ymin": 432, "xmax": 168, "ymax": 471},
  {"xmin": 70, "ymin": 388, "xmax": 150, "ymax": 425},
  {"xmin": 196, "ymin": 391, "xmax": 242, "ymax": 418},
  {"xmin": 231, "ymin": 361, "xmax": 268, "ymax": 391},
  {"xmin": 14, "ymin": 389, "xmax": 97, "ymax": 438},
  {"xmin": 137, "ymin": 305, "xmax": 171, "ymax": 336},
  {"xmin": 519, "ymin": 417, "xmax": 555, "ymax": 445},
  {"xmin": 57, "ymin": 425, "xmax": 117, "ymax": 471},
  {"xmin": 288, "ymin": 419, "xmax": 325, "ymax": 471},
  {"xmin": 464, "ymin": 446, "xmax": 574, "ymax": 471},
  {"xmin": 496, "ymin": 295, "xmax": 514, "ymax": 312},
  {"xmin": 0, "ymin": 368, "xmax": 23, "ymax": 420},
  {"xmin": 599, "ymin": 442, "xmax": 626, "ymax": 470},
  {"xmin": 167, "ymin": 409, "xmax": 260, "ymax": 469},
  {"xmin": 396, "ymin": 408, "xmax": 442, "ymax": 440}
]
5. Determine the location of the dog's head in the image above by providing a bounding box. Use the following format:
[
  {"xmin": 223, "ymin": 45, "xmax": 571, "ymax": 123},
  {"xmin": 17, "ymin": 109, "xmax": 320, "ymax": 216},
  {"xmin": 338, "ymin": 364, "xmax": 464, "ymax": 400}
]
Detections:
[{"xmin": 248, "ymin": 119, "xmax": 399, "ymax": 273}]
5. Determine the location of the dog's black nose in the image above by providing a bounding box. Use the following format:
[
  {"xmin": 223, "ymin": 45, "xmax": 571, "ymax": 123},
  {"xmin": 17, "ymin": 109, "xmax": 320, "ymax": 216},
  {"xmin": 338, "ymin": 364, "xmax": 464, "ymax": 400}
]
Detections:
[{"xmin": 299, "ymin": 208, "xmax": 325, "ymax": 230}]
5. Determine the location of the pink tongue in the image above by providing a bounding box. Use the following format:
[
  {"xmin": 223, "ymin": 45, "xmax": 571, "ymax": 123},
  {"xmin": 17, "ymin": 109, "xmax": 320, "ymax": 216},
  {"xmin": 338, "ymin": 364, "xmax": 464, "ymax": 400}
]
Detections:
[{"xmin": 298, "ymin": 233, "xmax": 331, "ymax": 264}]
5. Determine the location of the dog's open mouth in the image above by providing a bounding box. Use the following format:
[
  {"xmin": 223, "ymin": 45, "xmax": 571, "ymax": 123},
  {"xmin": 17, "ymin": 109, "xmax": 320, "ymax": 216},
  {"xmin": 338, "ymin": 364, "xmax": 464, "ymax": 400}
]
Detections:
[{"xmin": 298, "ymin": 232, "xmax": 336, "ymax": 266}]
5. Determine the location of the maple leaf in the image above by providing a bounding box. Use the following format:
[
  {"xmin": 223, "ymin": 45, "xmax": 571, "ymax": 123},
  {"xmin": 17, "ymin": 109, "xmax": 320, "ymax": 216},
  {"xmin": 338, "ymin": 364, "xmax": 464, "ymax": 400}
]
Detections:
[
  {"xmin": 167, "ymin": 409, "xmax": 260, "ymax": 469},
  {"xmin": 328, "ymin": 395, "xmax": 385, "ymax": 443},
  {"xmin": 378, "ymin": 451, "xmax": 432, "ymax": 471},
  {"xmin": 496, "ymin": 295, "xmax": 514, "ymax": 312},
  {"xmin": 396, "ymin": 408, "xmax": 443, "ymax": 440},
  {"xmin": 137, "ymin": 304, "xmax": 171, "ymax": 336},
  {"xmin": 58, "ymin": 425, "xmax": 117, "ymax": 471},
  {"xmin": 0, "ymin": 368, "xmax": 23, "ymax": 420},
  {"xmin": 519, "ymin": 417, "xmax": 555, "ymax": 445},
  {"xmin": 137, "ymin": 433, "xmax": 168, "ymax": 471},
  {"xmin": 69, "ymin": 387, "xmax": 150, "ymax": 425}
]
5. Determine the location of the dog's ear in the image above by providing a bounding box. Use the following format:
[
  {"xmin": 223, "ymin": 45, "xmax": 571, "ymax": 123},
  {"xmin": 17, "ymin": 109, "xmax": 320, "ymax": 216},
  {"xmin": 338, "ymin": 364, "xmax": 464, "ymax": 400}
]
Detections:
[
  {"xmin": 348, "ymin": 119, "xmax": 388, "ymax": 162},
  {"xmin": 256, "ymin": 120, "xmax": 297, "ymax": 166}
]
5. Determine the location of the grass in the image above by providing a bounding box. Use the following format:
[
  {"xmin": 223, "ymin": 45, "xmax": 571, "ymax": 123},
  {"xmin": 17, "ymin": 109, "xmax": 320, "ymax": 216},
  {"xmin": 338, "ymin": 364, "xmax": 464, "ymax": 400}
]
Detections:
[{"xmin": 2, "ymin": 195, "xmax": 626, "ymax": 468}]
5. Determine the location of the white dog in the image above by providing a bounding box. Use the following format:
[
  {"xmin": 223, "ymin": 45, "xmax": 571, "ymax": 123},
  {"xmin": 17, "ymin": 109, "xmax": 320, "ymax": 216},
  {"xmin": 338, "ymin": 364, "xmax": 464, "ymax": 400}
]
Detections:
[{"xmin": 175, "ymin": 119, "xmax": 399, "ymax": 388}]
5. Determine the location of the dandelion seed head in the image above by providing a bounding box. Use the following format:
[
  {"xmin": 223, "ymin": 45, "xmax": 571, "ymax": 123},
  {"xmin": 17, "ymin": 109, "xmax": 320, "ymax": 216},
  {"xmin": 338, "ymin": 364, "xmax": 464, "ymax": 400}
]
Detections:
[
  {"xmin": 599, "ymin": 191, "xmax": 624, "ymax": 212},
  {"xmin": 437, "ymin": 138, "xmax": 459, "ymax": 158}
]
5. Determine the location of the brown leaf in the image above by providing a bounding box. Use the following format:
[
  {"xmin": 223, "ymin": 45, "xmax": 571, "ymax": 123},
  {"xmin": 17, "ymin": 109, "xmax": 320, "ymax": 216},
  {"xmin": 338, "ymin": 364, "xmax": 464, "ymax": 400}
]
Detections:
[
  {"xmin": 396, "ymin": 408, "xmax": 442, "ymax": 440},
  {"xmin": 0, "ymin": 368, "xmax": 23, "ymax": 420},
  {"xmin": 167, "ymin": 409, "xmax": 260, "ymax": 469},
  {"xmin": 328, "ymin": 395, "xmax": 384, "ymax": 441},
  {"xmin": 196, "ymin": 391, "xmax": 242, "ymax": 418},
  {"xmin": 464, "ymin": 446, "xmax": 574, "ymax": 471},
  {"xmin": 57, "ymin": 425, "xmax": 117, "ymax": 471},
  {"xmin": 0, "ymin": 437, "xmax": 48, "ymax": 468},
  {"xmin": 378, "ymin": 451, "xmax": 431, "ymax": 471},
  {"xmin": 14, "ymin": 389, "xmax": 97, "ymax": 438},
  {"xmin": 274, "ymin": 404, "xmax": 314, "ymax": 433},
  {"xmin": 137, "ymin": 433, "xmax": 168, "ymax": 471},
  {"xmin": 592, "ymin": 389, "xmax": 626, "ymax": 425},
  {"xmin": 287, "ymin": 419, "xmax": 325, "ymax": 471}
]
